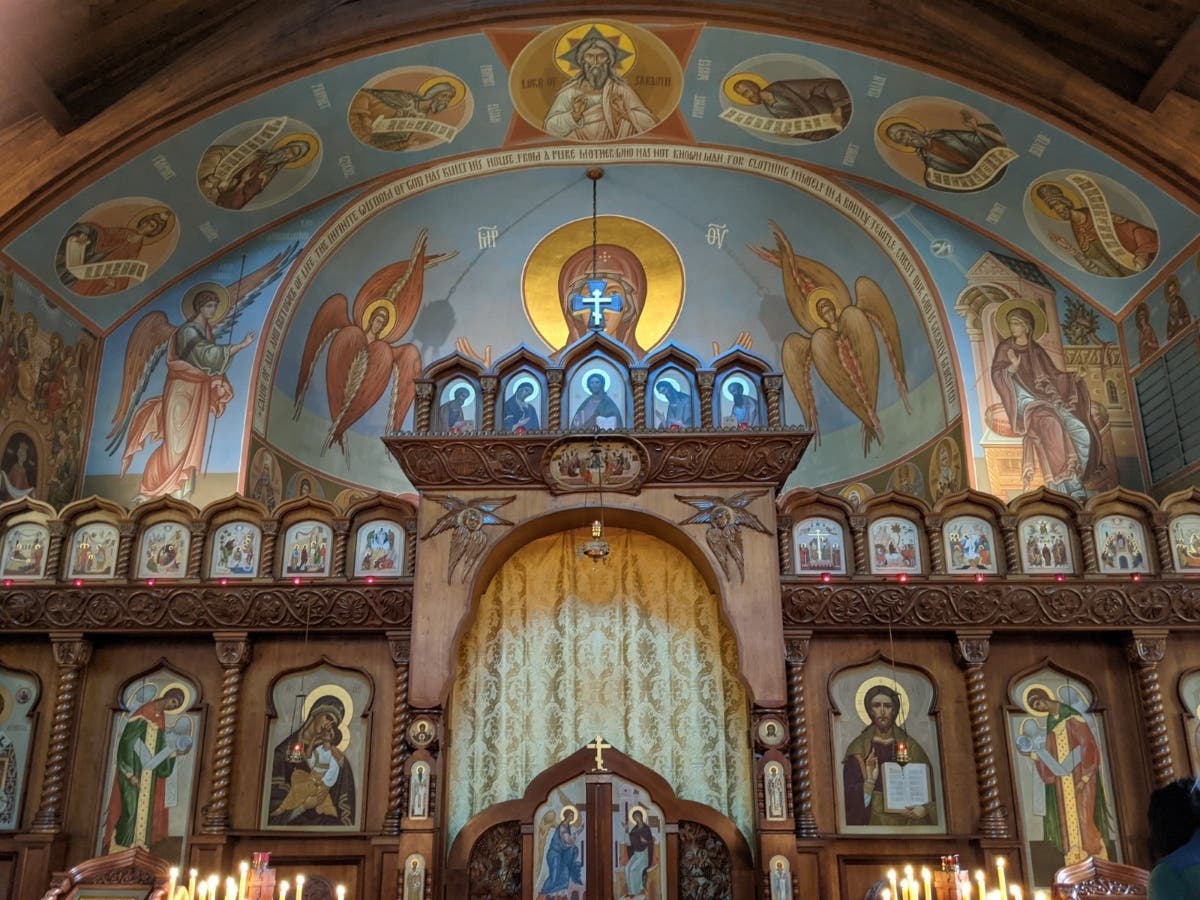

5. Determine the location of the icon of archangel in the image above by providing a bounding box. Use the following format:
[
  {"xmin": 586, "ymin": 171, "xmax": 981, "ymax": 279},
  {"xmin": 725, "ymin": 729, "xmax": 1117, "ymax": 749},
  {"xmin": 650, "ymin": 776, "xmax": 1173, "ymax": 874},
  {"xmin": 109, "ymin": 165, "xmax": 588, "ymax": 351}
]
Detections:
[
  {"xmin": 106, "ymin": 244, "xmax": 300, "ymax": 500},
  {"xmin": 750, "ymin": 222, "xmax": 910, "ymax": 455},
  {"xmin": 292, "ymin": 230, "xmax": 457, "ymax": 453}
]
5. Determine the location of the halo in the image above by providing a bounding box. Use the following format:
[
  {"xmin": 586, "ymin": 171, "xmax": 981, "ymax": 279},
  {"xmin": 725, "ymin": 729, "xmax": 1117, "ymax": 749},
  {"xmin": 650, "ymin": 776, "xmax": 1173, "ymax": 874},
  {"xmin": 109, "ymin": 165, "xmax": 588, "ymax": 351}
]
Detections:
[
  {"xmin": 441, "ymin": 379, "xmax": 476, "ymax": 405},
  {"xmin": 559, "ymin": 803, "xmax": 580, "ymax": 823},
  {"xmin": 523, "ymin": 215, "xmax": 684, "ymax": 353},
  {"xmin": 416, "ymin": 75, "xmax": 467, "ymax": 108},
  {"xmin": 854, "ymin": 675, "xmax": 910, "ymax": 726},
  {"xmin": 156, "ymin": 680, "xmax": 194, "ymax": 712},
  {"xmin": 360, "ymin": 299, "xmax": 397, "ymax": 336},
  {"xmin": 508, "ymin": 377, "xmax": 541, "ymax": 403},
  {"xmin": 579, "ymin": 367, "xmax": 610, "ymax": 393},
  {"xmin": 303, "ymin": 683, "xmax": 355, "ymax": 752},
  {"xmin": 628, "ymin": 804, "xmax": 649, "ymax": 826},
  {"xmin": 180, "ymin": 281, "xmax": 232, "ymax": 324},
  {"xmin": 654, "ymin": 375, "xmax": 681, "ymax": 394},
  {"xmin": 1029, "ymin": 180, "xmax": 1084, "ymax": 219},
  {"xmin": 806, "ymin": 287, "xmax": 846, "ymax": 327},
  {"xmin": 994, "ymin": 298, "xmax": 1047, "ymax": 340},
  {"xmin": 876, "ymin": 116, "xmax": 924, "ymax": 153},
  {"xmin": 722, "ymin": 376, "xmax": 753, "ymax": 400},
  {"xmin": 553, "ymin": 23, "xmax": 636, "ymax": 78},
  {"xmin": 722, "ymin": 71, "xmax": 768, "ymax": 105},
  {"xmin": 126, "ymin": 205, "xmax": 176, "ymax": 245},
  {"xmin": 1021, "ymin": 682, "xmax": 1055, "ymax": 715},
  {"xmin": 272, "ymin": 132, "xmax": 320, "ymax": 169},
  {"xmin": 0, "ymin": 683, "xmax": 13, "ymax": 725}
]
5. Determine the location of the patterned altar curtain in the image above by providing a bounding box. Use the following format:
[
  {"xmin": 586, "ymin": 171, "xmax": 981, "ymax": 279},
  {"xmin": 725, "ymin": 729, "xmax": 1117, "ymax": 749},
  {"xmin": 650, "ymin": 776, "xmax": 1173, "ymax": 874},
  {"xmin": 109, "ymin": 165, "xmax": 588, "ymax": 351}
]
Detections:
[{"xmin": 447, "ymin": 527, "xmax": 755, "ymax": 845}]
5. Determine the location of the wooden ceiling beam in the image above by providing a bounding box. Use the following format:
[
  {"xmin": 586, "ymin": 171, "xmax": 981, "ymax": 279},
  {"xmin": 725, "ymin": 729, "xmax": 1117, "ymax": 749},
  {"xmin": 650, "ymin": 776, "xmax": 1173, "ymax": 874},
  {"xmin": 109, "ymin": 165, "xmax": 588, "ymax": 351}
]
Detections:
[
  {"xmin": 1138, "ymin": 13, "xmax": 1200, "ymax": 111},
  {"xmin": 0, "ymin": 39, "xmax": 75, "ymax": 135}
]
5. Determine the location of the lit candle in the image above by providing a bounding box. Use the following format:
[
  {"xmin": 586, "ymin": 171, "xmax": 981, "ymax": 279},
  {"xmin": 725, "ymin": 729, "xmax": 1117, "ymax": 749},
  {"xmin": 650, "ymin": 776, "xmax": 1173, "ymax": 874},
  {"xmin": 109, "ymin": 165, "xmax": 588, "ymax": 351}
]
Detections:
[
  {"xmin": 295, "ymin": 875, "xmax": 305, "ymax": 900},
  {"xmin": 225, "ymin": 877, "xmax": 237, "ymax": 900},
  {"xmin": 208, "ymin": 876, "xmax": 219, "ymax": 898},
  {"xmin": 962, "ymin": 879, "xmax": 973, "ymax": 900},
  {"xmin": 278, "ymin": 882, "xmax": 290, "ymax": 900},
  {"xmin": 169, "ymin": 867, "xmax": 179, "ymax": 900},
  {"xmin": 889, "ymin": 869, "xmax": 898, "ymax": 900},
  {"xmin": 1035, "ymin": 893, "xmax": 1047, "ymax": 900},
  {"xmin": 1011, "ymin": 887, "xmax": 1022, "ymax": 900},
  {"xmin": 882, "ymin": 891, "xmax": 892, "ymax": 900},
  {"xmin": 923, "ymin": 868, "xmax": 932, "ymax": 900},
  {"xmin": 996, "ymin": 857, "xmax": 1007, "ymax": 899},
  {"xmin": 336, "ymin": 886, "xmax": 345, "ymax": 900},
  {"xmin": 976, "ymin": 869, "xmax": 987, "ymax": 898},
  {"xmin": 238, "ymin": 862, "xmax": 249, "ymax": 900},
  {"xmin": 197, "ymin": 883, "xmax": 208, "ymax": 900},
  {"xmin": 188, "ymin": 869, "xmax": 198, "ymax": 900}
]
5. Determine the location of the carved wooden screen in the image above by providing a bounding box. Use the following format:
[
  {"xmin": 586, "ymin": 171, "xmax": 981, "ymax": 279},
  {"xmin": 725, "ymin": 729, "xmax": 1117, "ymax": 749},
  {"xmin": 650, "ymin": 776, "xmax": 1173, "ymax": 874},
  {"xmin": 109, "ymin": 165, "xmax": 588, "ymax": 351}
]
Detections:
[
  {"xmin": 678, "ymin": 821, "xmax": 733, "ymax": 899},
  {"xmin": 468, "ymin": 821, "xmax": 521, "ymax": 899}
]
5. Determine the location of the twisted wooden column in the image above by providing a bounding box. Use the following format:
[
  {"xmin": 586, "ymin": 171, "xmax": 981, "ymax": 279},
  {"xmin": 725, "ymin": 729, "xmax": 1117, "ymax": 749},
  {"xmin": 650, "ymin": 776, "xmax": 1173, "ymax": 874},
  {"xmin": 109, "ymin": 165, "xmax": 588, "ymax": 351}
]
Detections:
[
  {"xmin": 332, "ymin": 518, "xmax": 350, "ymax": 578},
  {"xmin": 785, "ymin": 635, "xmax": 817, "ymax": 837},
  {"xmin": 631, "ymin": 368, "xmax": 648, "ymax": 428},
  {"xmin": 999, "ymin": 515, "xmax": 1020, "ymax": 574},
  {"xmin": 1076, "ymin": 515, "xmax": 1099, "ymax": 574},
  {"xmin": 202, "ymin": 632, "xmax": 252, "ymax": 832},
  {"xmin": 953, "ymin": 631, "xmax": 1009, "ymax": 838},
  {"xmin": 777, "ymin": 515, "xmax": 793, "ymax": 574},
  {"xmin": 187, "ymin": 520, "xmax": 206, "ymax": 579},
  {"xmin": 547, "ymin": 369, "xmax": 563, "ymax": 429},
  {"xmin": 848, "ymin": 515, "xmax": 868, "ymax": 575},
  {"xmin": 764, "ymin": 375, "xmax": 783, "ymax": 427},
  {"xmin": 260, "ymin": 521, "xmax": 278, "ymax": 577},
  {"xmin": 45, "ymin": 520, "xmax": 66, "ymax": 580},
  {"xmin": 414, "ymin": 379, "xmax": 434, "ymax": 432},
  {"xmin": 384, "ymin": 634, "xmax": 412, "ymax": 834},
  {"xmin": 480, "ymin": 376, "xmax": 498, "ymax": 433},
  {"xmin": 698, "ymin": 371, "xmax": 714, "ymax": 428},
  {"xmin": 925, "ymin": 515, "xmax": 945, "ymax": 574},
  {"xmin": 116, "ymin": 521, "xmax": 137, "ymax": 580},
  {"xmin": 1152, "ymin": 515, "xmax": 1175, "ymax": 574},
  {"xmin": 31, "ymin": 634, "xmax": 91, "ymax": 832},
  {"xmin": 1127, "ymin": 631, "xmax": 1174, "ymax": 786}
]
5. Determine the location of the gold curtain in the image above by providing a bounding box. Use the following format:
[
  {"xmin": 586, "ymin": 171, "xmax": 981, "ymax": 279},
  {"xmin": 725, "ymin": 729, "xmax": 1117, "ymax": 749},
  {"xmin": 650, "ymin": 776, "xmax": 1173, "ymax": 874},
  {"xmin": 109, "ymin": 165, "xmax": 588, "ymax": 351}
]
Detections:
[{"xmin": 447, "ymin": 527, "xmax": 755, "ymax": 844}]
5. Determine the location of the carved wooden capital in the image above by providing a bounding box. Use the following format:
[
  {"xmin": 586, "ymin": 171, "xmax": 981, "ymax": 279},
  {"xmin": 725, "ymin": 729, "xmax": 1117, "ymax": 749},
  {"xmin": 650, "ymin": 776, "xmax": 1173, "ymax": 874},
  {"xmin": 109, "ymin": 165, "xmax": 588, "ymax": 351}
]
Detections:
[
  {"xmin": 630, "ymin": 367, "xmax": 648, "ymax": 385},
  {"xmin": 784, "ymin": 635, "xmax": 810, "ymax": 666},
  {"xmin": 50, "ymin": 634, "xmax": 91, "ymax": 668},
  {"xmin": 48, "ymin": 520, "xmax": 66, "ymax": 537},
  {"xmin": 333, "ymin": 518, "xmax": 350, "ymax": 536},
  {"xmin": 848, "ymin": 515, "xmax": 867, "ymax": 531},
  {"xmin": 190, "ymin": 519, "xmax": 207, "ymax": 537},
  {"xmin": 118, "ymin": 520, "xmax": 137, "ymax": 538},
  {"xmin": 546, "ymin": 368, "xmax": 564, "ymax": 385},
  {"xmin": 414, "ymin": 380, "xmax": 434, "ymax": 400},
  {"xmin": 214, "ymin": 632, "xmax": 252, "ymax": 668},
  {"xmin": 697, "ymin": 370, "xmax": 715, "ymax": 389},
  {"xmin": 480, "ymin": 375, "xmax": 498, "ymax": 397},
  {"xmin": 763, "ymin": 375, "xmax": 783, "ymax": 392},
  {"xmin": 954, "ymin": 631, "xmax": 991, "ymax": 667},
  {"xmin": 262, "ymin": 520, "xmax": 279, "ymax": 536},
  {"xmin": 388, "ymin": 633, "xmax": 411, "ymax": 665},
  {"xmin": 1126, "ymin": 631, "xmax": 1167, "ymax": 666}
]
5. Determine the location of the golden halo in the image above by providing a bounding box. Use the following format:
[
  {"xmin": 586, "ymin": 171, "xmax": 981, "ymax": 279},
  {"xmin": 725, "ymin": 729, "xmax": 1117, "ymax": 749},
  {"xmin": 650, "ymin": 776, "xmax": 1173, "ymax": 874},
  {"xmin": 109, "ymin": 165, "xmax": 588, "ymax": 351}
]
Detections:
[
  {"xmin": 361, "ymin": 298, "xmax": 397, "ymax": 336},
  {"xmin": 994, "ymin": 298, "xmax": 1047, "ymax": 341},
  {"xmin": 806, "ymin": 287, "xmax": 845, "ymax": 327},
  {"xmin": 127, "ymin": 205, "xmax": 176, "ymax": 245},
  {"xmin": 272, "ymin": 132, "xmax": 320, "ymax": 169},
  {"xmin": 157, "ymin": 680, "xmax": 194, "ymax": 712},
  {"xmin": 553, "ymin": 23, "xmax": 636, "ymax": 78},
  {"xmin": 1029, "ymin": 180, "xmax": 1084, "ymax": 219},
  {"xmin": 722, "ymin": 71, "xmax": 768, "ymax": 105},
  {"xmin": 0, "ymin": 683, "xmax": 13, "ymax": 725},
  {"xmin": 524, "ymin": 215, "xmax": 683, "ymax": 352},
  {"xmin": 1021, "ymin": 682, "xmax": 1055, "ymax": 715},
  {"xmin": 854, "ymin": 675, "xmax": 910, "ymax": 726},
  {"xmin": 877, "ymin": 116, "xmax": 924, "ymax": 153},
  {"xmin": 181, "ymin": 281, "xmax": 232, "ymax": 324},
  {"xmin": 417, "ymin": 75, "xmax": 467, "ymax": 109},
  {"xmin": 303, "ymin": 683, "xmax": 355, "ymax": 753},
  {"xmin": 628, "ymin": 804, "xmax": 650, "ymax": 826},
  {"xmin": 560, "ymin": 803, "xmax": 580, "ymax": 822}
]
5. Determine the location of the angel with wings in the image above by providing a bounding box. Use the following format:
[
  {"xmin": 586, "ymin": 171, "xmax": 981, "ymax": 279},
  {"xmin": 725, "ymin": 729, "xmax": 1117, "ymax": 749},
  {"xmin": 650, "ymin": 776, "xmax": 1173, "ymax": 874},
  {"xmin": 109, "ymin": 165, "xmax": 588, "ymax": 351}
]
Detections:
[
  {"xmin": 107, "ymin": 245, "xmax": 300, "ymax": 500},
  {"xmin": 750, "ymin": 222, "xmax": 910, "ymax": 455},
  {"xmin": 420, "ymin": 494, "xmax": 514, "ymax": 584},
  {"xmin": 676, "ymin": 489, "xmax": 770, "ymax": 582},
  {"xmin": 293, "ymin": 229, "xmax": 456, "ymax": 454}
]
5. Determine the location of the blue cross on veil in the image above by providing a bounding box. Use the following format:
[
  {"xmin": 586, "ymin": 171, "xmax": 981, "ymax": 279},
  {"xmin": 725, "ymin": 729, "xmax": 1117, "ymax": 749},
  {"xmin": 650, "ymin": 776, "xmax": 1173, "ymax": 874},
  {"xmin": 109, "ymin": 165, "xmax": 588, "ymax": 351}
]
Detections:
[{"xmin": 570, "ymin": 278, "xmax": 624, "ymax": 330}]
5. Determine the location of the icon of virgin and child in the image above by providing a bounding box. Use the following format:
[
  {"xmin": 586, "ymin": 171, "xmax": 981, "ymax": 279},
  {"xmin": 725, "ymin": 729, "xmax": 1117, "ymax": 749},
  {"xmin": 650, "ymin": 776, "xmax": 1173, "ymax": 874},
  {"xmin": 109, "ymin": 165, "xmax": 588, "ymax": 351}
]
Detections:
[{"xmin": 268, "ymin": 694, "xmax": 356, "ymax": 827}]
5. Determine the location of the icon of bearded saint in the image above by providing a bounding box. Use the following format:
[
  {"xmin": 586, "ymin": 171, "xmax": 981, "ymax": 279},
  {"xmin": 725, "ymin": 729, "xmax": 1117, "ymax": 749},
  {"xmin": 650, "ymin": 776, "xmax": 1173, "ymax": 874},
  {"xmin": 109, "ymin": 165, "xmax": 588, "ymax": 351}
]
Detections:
[
  {"xmin": 750, "ymin": 222, "xmax": 910, "ymax": 455},
  {"xmin": 293, "ymin": 230, "xmax": 456, "ymax": 453}
]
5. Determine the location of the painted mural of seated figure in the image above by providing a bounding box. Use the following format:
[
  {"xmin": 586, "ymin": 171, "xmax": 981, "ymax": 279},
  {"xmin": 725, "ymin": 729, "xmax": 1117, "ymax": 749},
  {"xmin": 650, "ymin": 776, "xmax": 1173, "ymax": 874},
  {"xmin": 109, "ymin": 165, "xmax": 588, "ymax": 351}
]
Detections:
[{"xmin": 571, "ymin": 372, "xmax": 623, "ymax": 430}]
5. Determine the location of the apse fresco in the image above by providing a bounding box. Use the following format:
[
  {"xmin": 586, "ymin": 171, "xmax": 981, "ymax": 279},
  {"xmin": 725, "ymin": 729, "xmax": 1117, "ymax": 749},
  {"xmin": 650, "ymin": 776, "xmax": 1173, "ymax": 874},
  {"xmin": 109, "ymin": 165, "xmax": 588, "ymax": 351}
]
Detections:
[{"xmin": 8, "ymin": 15, "xmax": 1191, "ymax": 507}]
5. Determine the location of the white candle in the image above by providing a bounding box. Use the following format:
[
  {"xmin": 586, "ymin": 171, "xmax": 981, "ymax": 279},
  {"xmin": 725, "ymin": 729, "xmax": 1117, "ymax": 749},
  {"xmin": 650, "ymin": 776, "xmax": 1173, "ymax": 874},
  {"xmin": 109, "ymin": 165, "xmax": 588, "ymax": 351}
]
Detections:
[
  {"xmin": 278, "ymin": 881, "xmax": 290, "ymax": 900},
  {"xmin": 225, "ymin": 876, "xmax": 237, "ymax": 900},
  {"xmin": 882, "ymin": 891, "xmax": 892, "ymax": 900},
  {"xmin": 888, "ymin": 869, "xmax": 898, "ymax": 900},
  {"xmin": 1011, "ymin": 887, "xmax": 1023, "ymax": 900},
  {"xmin": 336, "ymin": 886, "xmax": 345, "ymax": 900},
  {"xmin": 996, "ymin": 857, "xmax": 1007, "ymax": 899},
  {"xmin": 238, "ymin": 862, "xmax": 249, "ymax": 900},
  {"xmin": 976, "ymin": 869, "xmax": 986, "ymax": 898},
  {"xmin": 188, "ymin": 870, "xmax": 198, "ymax": 900},
  {"xmin": 197, "ymin": 884, "xmax": 208, "ymax": 900},
  {"xmin": 295, "ymin": 875, "xmax": 305, "ymax": 900},
  {"xmin": 168, "ymin": 867, "xmax": 179, "ymax": 900},
  {"xmin": 922, "ymin": 868, "xmax": 932, "ymax": 900}
]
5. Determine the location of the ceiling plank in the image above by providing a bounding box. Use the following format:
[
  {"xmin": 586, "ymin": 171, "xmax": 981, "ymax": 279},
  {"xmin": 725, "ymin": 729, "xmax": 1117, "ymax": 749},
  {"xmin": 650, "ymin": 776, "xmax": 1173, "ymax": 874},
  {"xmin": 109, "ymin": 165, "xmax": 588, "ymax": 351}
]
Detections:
[
  {"xmin": 1138, "ymin": 13, "xmax": 1200, "ymax": 111},
  {"xmin": 0, "ymin": 39, "xmax": 76, "ymax": 135}
]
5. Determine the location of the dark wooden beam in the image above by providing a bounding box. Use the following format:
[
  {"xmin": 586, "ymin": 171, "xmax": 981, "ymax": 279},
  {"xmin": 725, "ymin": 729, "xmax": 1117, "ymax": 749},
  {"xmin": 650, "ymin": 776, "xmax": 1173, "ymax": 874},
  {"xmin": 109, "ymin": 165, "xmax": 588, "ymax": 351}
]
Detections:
[
  {"xmin": 1138, "ymin": 13, "xmax": 1200, "ymax": 111},
  {"xmin": 0, "ymin": 24, "xmax": 75, "ymax": 135}
]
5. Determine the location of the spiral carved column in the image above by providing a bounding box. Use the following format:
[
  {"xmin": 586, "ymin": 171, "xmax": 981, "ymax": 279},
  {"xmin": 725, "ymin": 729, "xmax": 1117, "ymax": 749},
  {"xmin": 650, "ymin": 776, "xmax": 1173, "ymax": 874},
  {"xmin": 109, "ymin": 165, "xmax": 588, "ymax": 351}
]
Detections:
[
  {"xmin": 849, "ymin": 515, "xmax": 868, "ymax": 575},
  {"xmin": 332, "ymin": 518, "xmax": 350, "ymax": 578},
  {"xmin": 999, "ymin": 515, "xmax": 1020, "ymax": 574},
  {"xmin": 698, "ymin": 371, "xmax": 714, "ymax": 428},
  {"xmin": 777, "ymin": 515, "xmax": 793, "ymax": 574},
  {"xmin": 384, "ymin": 633, "xmax": 412, "ymax": 834},
  {"xmin": 631, "ymin": 368, "xmax": 647, "ymax": 428},
  {"xmin": 187, "ymin": 520, "xmax": 206, "ymax": 579},
  {"xmin": 480, "ymin": 376, "xmax": 498, "ymax": 433},
  {"xmin": 116, "ymin": 521, "xmax": 137, "ymax": 580},
  {"xmin": 31, "ymin": 634, "xmax": 91, "ymax": 833},
  {"xmin": 1127, "ymin": 631, "xmax": 1174, "ymax": 786},
  {"xmin": 764, "ymin": 375, "xmax": 783, "ymax": 427},
  {"xmin": 202, "ymin": 632, "xmax": 252, "ymax": 832},
  {"xmin": 260, "ymin": 521, "xmax": 278, "ymax": 577},
  {"xmin": 414, "ymin": 380, "xmax": 434, "ymax": 432},
  {"xmin": 785, "ymin": 635, "xmax": 817, "ymax": 837},
  {"xmin": 925, "ymin": 515, "xmax": 945, "ymax": 574},
  {"xmin": 1152, "ymin": 516, "xmax": 1175, "ymax": 574},
  {"xmin": 954, "ymin": 631, "xmax": 1009, "ymax": 838},
  {"xmin": 1077, "ymin": 516, "xmax": 1099, "ymax": 574},
  {"xmin": 547, "ymin": 369, "xmax": 563, "ymax": 428},
  {"xmin": 45, "ymin": 520, "xmax": 66, "ymax": 580}
]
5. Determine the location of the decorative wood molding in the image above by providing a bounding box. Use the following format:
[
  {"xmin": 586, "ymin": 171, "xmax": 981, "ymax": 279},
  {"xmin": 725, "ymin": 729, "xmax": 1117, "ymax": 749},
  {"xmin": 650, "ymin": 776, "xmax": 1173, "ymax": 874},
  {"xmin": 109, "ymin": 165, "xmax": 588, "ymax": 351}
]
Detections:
[
  {"xmin": 30, "ymin": 633, "xmax": 91, "ymax": 833},
  {"xmin": 384, "ymin": 632, "xmax": 412, "ymax": 835},
  {"xmin": 782, "ymin": 580, "xmax": 1200, "ymax": 628},
  {"xmin": 383, "ymin": 429, "xmax": 812, "ymax": 491},
  {"xmin": 1126, "ymin": 630, "xmax": 1174, "ymax": 786},
  {"xmin": 420, "ymin": 495, "xmax": 515, "ymax": 584},
  {"xmin": 783, "ymin": 634, "xmax": 817, "ymax": 838},
  {"xmin": 952, "ymin": 631, "xmax": 1009, "ymax": 838},
  {"xmin": 675, "ymin": 490, "xmax": 771, "ymax": 582},
  {"xmin": 0, "ymin": 584, "xmax": 413, "ymax": 631},
  {"xmin": 201, "ymin": 632, "xmax": 251, "ymax": 833}
]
